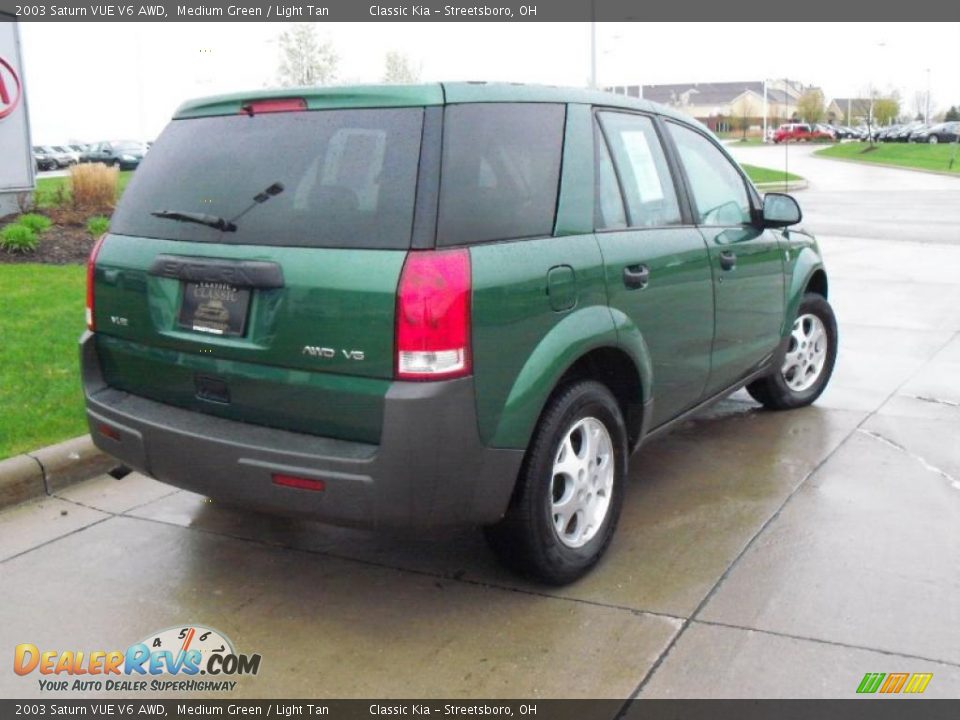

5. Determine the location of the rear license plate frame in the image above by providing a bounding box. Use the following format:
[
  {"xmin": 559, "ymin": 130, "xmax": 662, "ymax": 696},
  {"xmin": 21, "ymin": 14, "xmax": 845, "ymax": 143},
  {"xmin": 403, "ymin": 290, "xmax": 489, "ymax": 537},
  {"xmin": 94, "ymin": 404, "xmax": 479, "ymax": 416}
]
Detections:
[{"xmin": 177, "ymin": 281, "xmax": 251, "ymax": 337}]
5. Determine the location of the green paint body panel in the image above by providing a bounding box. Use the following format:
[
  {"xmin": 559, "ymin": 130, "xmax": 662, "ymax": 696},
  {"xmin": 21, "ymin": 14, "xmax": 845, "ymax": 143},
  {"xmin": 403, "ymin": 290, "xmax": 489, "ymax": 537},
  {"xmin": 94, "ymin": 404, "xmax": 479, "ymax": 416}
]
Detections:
[
  {"xmin": 93, "ymin": 235, "xmax": 404, "ymax": 443},
  {"xmin": 470, "ymin": 235, "xmax": 610, "ymax": 448},
  {"xmin": 596, "ymin": 228, "xmax": 715, "ymax": 427},
  {"xmin": 781, "ymin": 230, "xmax": 827, "ymax": 326},
  {"xmin": 699, "ymin": 225, "xmax": 786, "ymax": 395},
  {"xmin": 174, "ymin": 84, "xmax": 445, "ymax": 118},
  {"xmin": 89, "ymin": 82, "xmax": 830, "ymax": 483}
]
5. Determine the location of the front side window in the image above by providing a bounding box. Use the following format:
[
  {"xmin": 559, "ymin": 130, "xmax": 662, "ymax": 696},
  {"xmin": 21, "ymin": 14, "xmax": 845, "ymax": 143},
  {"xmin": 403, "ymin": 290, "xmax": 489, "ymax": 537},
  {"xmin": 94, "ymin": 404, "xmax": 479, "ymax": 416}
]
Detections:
[
  {"xmin": 667, "ymin": 122, "xmax": 752, "ymax": 226},
  {"xmin": 437, "ymin": 103, "xmax": 565, "ymax": 246},
  {"xmin": 597, "ymin": 112, "xmax": 681, "ymax": 228}
]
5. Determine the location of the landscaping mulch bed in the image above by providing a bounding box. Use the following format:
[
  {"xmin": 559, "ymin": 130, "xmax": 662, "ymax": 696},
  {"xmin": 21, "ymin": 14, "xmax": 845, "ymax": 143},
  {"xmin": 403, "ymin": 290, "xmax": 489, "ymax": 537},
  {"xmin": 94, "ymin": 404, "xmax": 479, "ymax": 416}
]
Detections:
[{"xmin": 0, "ymin": 207, "xmax": 103, "ymax": 265}]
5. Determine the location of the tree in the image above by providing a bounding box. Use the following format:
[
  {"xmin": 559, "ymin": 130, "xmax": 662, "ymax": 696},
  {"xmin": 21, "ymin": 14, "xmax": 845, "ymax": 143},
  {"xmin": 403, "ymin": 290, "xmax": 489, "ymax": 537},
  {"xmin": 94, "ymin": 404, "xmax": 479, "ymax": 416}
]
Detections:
[
  {"xmin": 873, "ymin": 96, "xmax": 900, "ymax": 126},
  {"xmin": 383, "ymin": 50, "xmax": 420, "ymax": 84},
  {"xmin": 946, "ymin": 106, "xmax": 960, "ymax": 122},
  {"xmin": 796, "ymin": 88, "xmax": 825, "ymax": 124},
  {"xmin": 275, "ymin": 23, "xmax": 338, "ymax": 87}
]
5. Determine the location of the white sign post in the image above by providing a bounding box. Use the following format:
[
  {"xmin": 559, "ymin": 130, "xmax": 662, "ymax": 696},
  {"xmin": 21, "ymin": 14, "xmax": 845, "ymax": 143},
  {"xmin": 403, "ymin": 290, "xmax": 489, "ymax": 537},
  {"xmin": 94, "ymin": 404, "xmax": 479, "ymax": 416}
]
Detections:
[{"xmin": 0, "ymin": 14, "xmax": 34, "ymax": 217}]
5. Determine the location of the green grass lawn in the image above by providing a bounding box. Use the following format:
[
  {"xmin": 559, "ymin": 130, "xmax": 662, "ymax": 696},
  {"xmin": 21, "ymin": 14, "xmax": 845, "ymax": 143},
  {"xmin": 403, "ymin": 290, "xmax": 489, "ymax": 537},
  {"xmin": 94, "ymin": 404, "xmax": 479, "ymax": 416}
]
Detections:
[
  {"xmin": 815, "ymin": 142, "xmax": 960, "ymax": 174},
  {"xmin": 35, "ymin": 170, "xmax": 134, "ymax": 208},
  {"xmin": 0, "ymin": 264, "xmax": 87, "ymax": 458},
  {"xmin": 741, "ymin": 164, "xmax": 803, "ymax": 184}
]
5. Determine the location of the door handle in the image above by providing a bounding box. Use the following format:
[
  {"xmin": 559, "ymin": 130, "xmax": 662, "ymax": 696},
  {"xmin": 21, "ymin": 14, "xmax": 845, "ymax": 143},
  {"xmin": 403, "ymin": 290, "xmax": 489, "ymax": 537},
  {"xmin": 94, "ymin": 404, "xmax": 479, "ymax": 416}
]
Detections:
[
  {"xmin": 622, "ymin": 264, "xmax": 650, "ymax": 290},
  {"xmin": 719, "ymin": 251, "xmax": 737, "ymax": 271}
]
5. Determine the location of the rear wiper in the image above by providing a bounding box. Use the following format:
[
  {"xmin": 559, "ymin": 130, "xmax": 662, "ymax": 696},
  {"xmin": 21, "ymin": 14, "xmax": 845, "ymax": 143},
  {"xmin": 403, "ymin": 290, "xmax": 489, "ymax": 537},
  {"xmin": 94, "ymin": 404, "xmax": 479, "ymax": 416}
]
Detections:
[{"xmin": 150, "ymin": 210, "xmax": 237, "ymax": 232}]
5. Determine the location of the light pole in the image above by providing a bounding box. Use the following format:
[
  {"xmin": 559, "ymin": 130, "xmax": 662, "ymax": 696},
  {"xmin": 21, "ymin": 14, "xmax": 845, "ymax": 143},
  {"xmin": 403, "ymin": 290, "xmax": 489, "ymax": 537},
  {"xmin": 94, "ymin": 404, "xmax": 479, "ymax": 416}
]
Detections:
[
  {"xmin": 925, "ymin": 68, "xmax": 931, "ymax": 124},
  {"xmin": 589, "ymin": 0, "xmax": 597, "ymax": 89},
  {"xmin": 762, "ymin": 79, "xmax": 768, "ymax": 142},
  {"xmin": 590, "ymin": 21, "xmax": 597, "ymax": 89}
]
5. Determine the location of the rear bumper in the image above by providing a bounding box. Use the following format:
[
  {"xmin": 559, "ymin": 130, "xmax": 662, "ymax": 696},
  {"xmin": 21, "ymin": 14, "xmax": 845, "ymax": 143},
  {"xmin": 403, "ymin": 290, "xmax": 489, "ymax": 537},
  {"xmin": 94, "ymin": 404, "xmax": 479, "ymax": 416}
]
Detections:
[{"xmin": 81, "ymin": 332, "xmax": 523, "ymax": 528}]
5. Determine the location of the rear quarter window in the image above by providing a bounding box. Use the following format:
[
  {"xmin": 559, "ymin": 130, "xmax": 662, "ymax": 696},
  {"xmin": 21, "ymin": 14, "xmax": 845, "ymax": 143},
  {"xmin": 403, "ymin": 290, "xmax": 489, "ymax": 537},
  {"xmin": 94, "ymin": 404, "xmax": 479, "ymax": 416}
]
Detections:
[
  {"xmin": 110, "ymin": 108, "xmax": 424, "ymax": 250},
  {"xmin": 437, "ymin": 103, "xmax": 565, "ymax": 246}
]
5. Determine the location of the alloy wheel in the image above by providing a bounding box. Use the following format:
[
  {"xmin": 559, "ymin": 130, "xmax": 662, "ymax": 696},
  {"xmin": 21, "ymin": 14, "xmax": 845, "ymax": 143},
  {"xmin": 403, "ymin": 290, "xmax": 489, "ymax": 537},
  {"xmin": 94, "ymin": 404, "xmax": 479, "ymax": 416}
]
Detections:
[
  {"xmin": 781, "ymin": 313, "xmax": 829, "ymax": 392},
  {"xmin": 550, "ymin": 417, "xmax": 614, "ymax": 549}
]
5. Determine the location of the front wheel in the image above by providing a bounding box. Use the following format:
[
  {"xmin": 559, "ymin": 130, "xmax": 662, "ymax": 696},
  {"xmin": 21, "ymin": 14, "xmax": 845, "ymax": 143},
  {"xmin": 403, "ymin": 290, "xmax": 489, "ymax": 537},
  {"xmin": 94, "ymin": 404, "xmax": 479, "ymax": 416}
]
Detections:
[
  {"xmin": 929, "ymin": 135, "xmax": 939, "ymax": 144},
  {"xmin": 484, "ymin": 380, "xmax": 627, "ymax": 585},
  {"xmin": 747, "ymin": 293, "xmax": 838, "ymax": 410}
]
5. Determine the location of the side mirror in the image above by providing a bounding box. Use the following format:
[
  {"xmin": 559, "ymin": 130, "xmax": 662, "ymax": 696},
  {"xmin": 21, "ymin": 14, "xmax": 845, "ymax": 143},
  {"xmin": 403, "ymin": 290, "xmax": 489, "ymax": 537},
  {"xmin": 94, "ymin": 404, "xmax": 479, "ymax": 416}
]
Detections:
[{"xmin": 762, "ymin": 193, "xmax": 802, "ymax": 228}]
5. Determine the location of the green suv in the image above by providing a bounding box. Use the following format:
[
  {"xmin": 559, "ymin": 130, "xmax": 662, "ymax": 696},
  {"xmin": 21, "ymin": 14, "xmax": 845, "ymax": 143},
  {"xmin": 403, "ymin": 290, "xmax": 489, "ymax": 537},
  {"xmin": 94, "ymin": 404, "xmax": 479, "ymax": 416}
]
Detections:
[{"xmin": 82, "ymin": 83, "xmax": 837, "ymax": 584}]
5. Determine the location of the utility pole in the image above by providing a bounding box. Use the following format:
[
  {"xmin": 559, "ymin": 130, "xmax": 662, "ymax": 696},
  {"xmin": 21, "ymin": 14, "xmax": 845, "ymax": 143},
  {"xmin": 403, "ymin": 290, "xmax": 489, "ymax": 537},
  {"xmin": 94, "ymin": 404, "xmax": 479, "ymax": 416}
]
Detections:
[
  {"xmin": 589, "ymin": 2, "xmax": 597, "ymax": 89},
  {"xmin": 925, "ymin": 68, "xmax": 931, "ymax": 123},
  {"xmin": 762, "ymin": 79, "xmax": 768, "ymax": 142}
]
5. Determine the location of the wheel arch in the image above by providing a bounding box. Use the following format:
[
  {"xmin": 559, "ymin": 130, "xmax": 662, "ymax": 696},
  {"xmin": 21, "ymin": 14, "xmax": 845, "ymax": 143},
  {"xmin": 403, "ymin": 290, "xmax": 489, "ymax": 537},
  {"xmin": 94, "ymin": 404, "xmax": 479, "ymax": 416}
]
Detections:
[
  {"xmin": 784, "ymin": 248, "xmax": 828, "ymax": 334},
  {"xmin": 487, "ymin": 305, "xmax": 653, "ymax": 450}
]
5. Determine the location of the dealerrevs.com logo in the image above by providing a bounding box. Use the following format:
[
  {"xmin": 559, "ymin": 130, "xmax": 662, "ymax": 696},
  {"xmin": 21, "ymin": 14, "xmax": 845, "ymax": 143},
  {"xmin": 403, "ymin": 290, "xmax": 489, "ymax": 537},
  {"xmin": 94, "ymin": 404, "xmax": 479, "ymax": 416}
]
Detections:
[{"xmin": 14, "ymin": 625, "xmax": 261, "ymax": 693}]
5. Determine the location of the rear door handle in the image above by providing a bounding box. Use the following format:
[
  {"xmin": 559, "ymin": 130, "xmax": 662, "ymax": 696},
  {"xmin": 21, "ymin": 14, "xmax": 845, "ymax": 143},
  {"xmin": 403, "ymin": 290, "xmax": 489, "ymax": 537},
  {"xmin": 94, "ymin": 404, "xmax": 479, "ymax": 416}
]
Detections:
[
  {"xmin": 622, "ymin": 264, "xmax": 650, "ymax": 290},
  {"xmin": 719, "ymin": 251, "xmax": 737, "ymax": 271}
]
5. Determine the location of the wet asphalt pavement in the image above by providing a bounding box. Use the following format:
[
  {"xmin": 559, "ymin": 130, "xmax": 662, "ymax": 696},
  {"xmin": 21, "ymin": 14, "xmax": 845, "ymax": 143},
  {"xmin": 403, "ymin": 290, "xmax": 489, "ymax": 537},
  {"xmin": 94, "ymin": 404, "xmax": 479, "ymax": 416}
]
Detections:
[{"xmin": 2, "ymin": 148, "xmax": 959, "ymax": 700}]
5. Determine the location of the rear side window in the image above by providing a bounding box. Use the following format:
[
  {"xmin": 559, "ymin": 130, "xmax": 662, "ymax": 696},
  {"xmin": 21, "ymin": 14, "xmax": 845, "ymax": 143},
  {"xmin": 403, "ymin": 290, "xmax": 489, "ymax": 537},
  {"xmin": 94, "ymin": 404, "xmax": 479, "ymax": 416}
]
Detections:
[
  {"xmin": 594, "ymin": 127, "xmax": 627, "ymax": 230},
  {"xmin": 110, "ymin": 108, "xmax": 424, "ymax": 249},
  {"xmin": 437, "ymin": 103, "xmax": 565, "ymax": 246}
]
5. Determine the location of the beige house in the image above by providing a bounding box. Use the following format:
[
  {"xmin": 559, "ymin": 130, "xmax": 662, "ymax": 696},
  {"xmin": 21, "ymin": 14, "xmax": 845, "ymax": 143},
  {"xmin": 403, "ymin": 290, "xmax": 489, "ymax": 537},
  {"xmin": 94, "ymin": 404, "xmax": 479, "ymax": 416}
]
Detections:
[
  {"xmin": 826, "ymin": 98, "xmax": 872, "ymax": 125},
  {"xmin": 606, "ymin": 80, "xmax": 812, "ymax": 132}
]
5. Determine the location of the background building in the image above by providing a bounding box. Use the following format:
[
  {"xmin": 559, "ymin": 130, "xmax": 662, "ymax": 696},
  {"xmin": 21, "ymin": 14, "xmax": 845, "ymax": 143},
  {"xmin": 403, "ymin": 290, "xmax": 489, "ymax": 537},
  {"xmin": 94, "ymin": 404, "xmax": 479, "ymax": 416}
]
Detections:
[
  {"xmin": 606, "ymin": 79, "xmax": 813, "ymax": 132},
  {"xmin": 827, "ymin": 97, "xmax": 873, "ymax": 125}
]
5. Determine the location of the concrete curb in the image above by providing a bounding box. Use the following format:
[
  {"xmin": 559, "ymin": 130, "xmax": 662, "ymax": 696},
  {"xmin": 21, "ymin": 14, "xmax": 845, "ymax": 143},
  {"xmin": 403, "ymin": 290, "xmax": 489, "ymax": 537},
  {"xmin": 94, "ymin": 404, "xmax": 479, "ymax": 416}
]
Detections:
[
  {"xmin": 0, "ymin": 435, "xmax": 115, "ymax": 511},
  {"xmin": 811, "ymin": 153, "xmax": 960, "ymax": 179},
  {"xmin": 755, "ymin": 179, "xmax": 809, "ymax": 193}
]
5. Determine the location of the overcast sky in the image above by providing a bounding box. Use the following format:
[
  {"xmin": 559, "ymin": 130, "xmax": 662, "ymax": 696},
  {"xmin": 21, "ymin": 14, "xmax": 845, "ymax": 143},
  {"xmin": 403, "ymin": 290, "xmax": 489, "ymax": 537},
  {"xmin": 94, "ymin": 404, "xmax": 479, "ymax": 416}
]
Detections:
[{"xmin": 18, "ymin": 21, "xmax": 960, "ymax": 143}]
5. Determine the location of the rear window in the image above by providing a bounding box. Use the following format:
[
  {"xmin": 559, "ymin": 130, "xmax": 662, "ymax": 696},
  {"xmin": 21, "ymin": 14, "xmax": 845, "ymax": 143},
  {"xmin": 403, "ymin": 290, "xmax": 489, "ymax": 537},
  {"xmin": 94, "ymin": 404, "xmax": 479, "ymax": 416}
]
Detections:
[
  {"xmin": 437, "ymin": 103, "xmax": 565, "ymax": 246},
  {"xmin": 110, "ymin": 108, "xmax": 424, "ymax": 249}
]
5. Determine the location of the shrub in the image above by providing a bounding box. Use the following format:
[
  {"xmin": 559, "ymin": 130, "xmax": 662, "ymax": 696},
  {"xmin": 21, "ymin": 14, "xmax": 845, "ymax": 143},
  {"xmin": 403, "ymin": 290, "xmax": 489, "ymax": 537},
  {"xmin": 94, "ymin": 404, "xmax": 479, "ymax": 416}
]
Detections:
[
  {"xmin": 70, "ymin": 163, "xmax": 119, "ymax": 210},
  {"xmin": 17, "ymin": 213, "xmax": 52, "ymax": 233},
  {"xmin": 0, "ymin": 224, "xmax": 39, "ymax": 252},
  {"xmin": 86, "ymin": 215, "xmax": 110, "ymax": 237}
]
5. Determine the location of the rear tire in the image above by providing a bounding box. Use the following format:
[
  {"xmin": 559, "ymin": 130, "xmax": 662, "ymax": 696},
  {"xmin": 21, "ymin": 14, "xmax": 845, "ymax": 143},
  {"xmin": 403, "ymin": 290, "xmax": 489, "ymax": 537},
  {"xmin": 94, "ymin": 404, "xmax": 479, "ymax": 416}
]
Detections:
[
  {"xmin": 484, "ymin": 380, "xmax": 627, "ymax": 585},
  {"xmin": 747, "ymin": 293, "xmax": 838, "ymax": 410}
]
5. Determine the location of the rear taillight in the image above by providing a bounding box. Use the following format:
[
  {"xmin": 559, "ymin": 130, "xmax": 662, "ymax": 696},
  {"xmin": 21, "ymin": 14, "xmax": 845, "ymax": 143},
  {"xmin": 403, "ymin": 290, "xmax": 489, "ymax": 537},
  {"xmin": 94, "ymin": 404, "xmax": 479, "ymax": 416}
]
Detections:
[
  {"xmin": 395, "ymin": 249, "xmax": 472, "ymax": 381},
  {"xmin": 85, "ymin": 234, "xmax": 106, "ymax": 331}
]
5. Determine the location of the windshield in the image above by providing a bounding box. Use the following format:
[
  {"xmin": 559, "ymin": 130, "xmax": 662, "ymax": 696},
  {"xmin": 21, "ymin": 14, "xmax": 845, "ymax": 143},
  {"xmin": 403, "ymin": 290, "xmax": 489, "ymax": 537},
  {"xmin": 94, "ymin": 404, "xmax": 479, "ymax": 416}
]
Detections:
[{"xmin": 111, "ymin": 108, "xmax": 424, "ymax": 249}]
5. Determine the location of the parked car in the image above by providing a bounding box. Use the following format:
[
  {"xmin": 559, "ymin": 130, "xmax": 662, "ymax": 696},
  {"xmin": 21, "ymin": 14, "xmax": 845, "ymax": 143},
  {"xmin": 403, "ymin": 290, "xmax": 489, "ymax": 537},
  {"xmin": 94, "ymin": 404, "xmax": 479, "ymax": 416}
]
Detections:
[
  {"xmin": 39, "ymin": 145, "xmax": 76, "ymax": 168},
  {"xmin": 82, "ymin": 83, "xmax": 837, "ymax": 584},
  {"xmin": 67, "ymin": 143, "xmax": 92, "ymax": 161},
  {"xmin": 772, "ymin": 123, "xmax": 834, "ymax": 143},
  {"xmin": 51, "ymin": 145, "xmax": 82, "ymax": 165},
  {"xmin": 32, "ymin": 146, "xmax": 57, "ymax": 171},
  {"xmin": 86, "ymin": 140, "xmax": 148, "ymax": 169},
  {"xmin": 912, "ymin": 121, "xmax": 960, "ymax": 144},
  {"xmin": 895, "ymin": 122, "xmax": 925, "ymax": 142},
  {"xmin": 814, "ymin": 124, "xmax": 837, "ymax": 140}
]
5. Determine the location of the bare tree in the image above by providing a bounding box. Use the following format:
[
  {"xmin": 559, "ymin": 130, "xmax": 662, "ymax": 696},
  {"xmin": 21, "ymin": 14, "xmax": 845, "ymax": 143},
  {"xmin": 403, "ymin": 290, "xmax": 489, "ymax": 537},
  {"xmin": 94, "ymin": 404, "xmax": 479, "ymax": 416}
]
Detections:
[
  {"xmin": 796, "ymin": 88, "xmax": 826, "ymax": 124},
  {"xmin": 913, "ymin": 91, "xmax": 930, "ymax": 121},
  {"xmin": 276, "ymin": 23, "xmax": 338, "ymax": 87},
  {"xmin": 383, "ymin": 50, "xmax": 420, "ymax": 84}
]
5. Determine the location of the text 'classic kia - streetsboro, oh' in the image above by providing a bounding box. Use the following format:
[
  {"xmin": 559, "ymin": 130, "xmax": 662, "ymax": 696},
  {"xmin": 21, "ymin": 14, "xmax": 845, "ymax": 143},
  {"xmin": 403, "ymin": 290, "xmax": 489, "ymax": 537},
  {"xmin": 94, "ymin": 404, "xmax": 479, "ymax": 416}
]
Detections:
[{"xmin": 82, "ymin": 83, "xmax": 837, "ymax": 583}]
